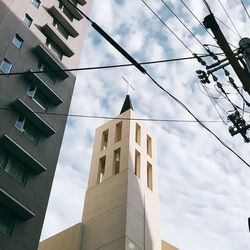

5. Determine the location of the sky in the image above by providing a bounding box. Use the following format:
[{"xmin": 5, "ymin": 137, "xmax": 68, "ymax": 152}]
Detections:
[{"xmin": 41, "ymin": 0, "xmax": 250, "ymax": 249}]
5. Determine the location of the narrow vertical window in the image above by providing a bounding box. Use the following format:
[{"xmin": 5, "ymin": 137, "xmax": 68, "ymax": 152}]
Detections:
[
  {"xmin": 0, "ymin": 204, "xmax": 15, "ymax": 235},
  {"xmin": 147, "ymin": 162, "xmax": 153, "ymax": 191},
  {"xmin": 12, "ymin": 34, "xmax": 23, "ymax": 49},
  {"xmin": 0, "ymin": 58, "xmax": 12, "ymax": 74},
  {"xmin": 97, "ymin": 156, "xmax": 106, "ymax": 184},
  {"xmin": 135, "ymin": 123, "xmax": 141, "ymax": 145},
  {"xmin": 101, "ymin": 129, "xmax": 108, "ymax": 151},
  {"xmin": 115, "ymin": 121, "xmax": 122, "ymax": 142},
  {"xmin": 147, "ymin": 135, "xmax": 152, "ymax": 157},
  {"xmin": 113, "ymin": 148, "xmax": 121, "ymax": 175},
  {"xmin": 135, "ymin": 150, "xmax": 140, "ymax": 178},
  {"xmin": 23, "ymin": 14, "xmax": 33, "ymax": 27}
]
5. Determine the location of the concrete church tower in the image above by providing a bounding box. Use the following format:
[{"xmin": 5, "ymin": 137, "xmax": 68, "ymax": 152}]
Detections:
[{"xmin": 39, "ymin": 96, "xmax": 178, "ymax": 250}]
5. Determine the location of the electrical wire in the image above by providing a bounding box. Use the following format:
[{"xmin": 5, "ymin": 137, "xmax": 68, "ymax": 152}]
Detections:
[
  {"xmin": 202, "ymin": 84, "xmax": 228, "ymax": 124},
  {"xmin": 241, "ymin": 0, "xmax": 250, "ymax": 20},
  {"xmin": 60, "ymin": 1, "xmax": 250, "ymax": 167},
  {"xmin": 140, "ymin": 0, "xmax": 193, "ymax": 54},
  {"xmin": 160, "ymin": 0, "xmax": 207, "ymax": 52},
  {"xmin": 0, "ymin": 54, "xmax": 222, "ymax": 76},
  {"xmin": 180, "ymin": 0, "xmax": 215, "ymax": 39},
  {"xmin": 218, "ymin": 0, "xmax": 242, "ymax": 38},
  {"xmin": 179, "ymin": 0, "xmax": 237, "ymax": 49},
  {"xmin": 0, "ymin": 107, "xmax": 228, "ymax": 123},
  {"xmin": 145, "ymin": 72, "xmax": 250, "ymax": 167}
]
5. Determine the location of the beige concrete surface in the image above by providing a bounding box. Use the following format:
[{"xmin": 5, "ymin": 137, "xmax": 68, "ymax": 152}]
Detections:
[{"xmin": 38, "ymin": 223, "xmax": 83, "ymax": 250}]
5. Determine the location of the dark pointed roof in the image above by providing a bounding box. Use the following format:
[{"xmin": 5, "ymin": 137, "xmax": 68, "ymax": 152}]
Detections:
[{"xmin": 120, "ymin": 95, "xmax": 134, "ymax": 114}]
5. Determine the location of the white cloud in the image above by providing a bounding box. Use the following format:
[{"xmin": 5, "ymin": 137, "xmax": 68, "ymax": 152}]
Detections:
[{"xmin": 41, "ymin": 0, "xmax": 250, "ymax": 249}]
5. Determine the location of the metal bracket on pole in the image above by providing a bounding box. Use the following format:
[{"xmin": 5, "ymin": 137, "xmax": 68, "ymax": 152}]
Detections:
[{"xmin": 203, "ymin": 13, "xmax": 250, "ymax": 95}]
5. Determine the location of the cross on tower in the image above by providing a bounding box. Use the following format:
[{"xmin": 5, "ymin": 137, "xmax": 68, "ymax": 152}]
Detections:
[{"xmin": 121, "ymin": 75, "xmax": 135, "ymax": 95}]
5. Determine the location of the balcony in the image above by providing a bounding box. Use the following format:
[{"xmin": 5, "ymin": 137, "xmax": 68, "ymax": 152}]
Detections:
[
  {"xmin": 77, "ymin": 0, "xmax": 87, "ymax": 6},
  {"xmin": 41, "ymin": 24, "xmax": 74, "ymax": 57},
  {"xmin": 13, "ymin": 98, "xmax": 56, "ymax": 137},
  {"xmin": 60, "ymin": 0, "xmax": 83, "ymax": 20},
  {"xmin": 0, "ymin": 188, "xmax": 35, "ymax": 220},
  {"xmin": 24, "ymin": 69, "xmax": 63, "ymax": 105},
  {"xmin": 34, "ymin": 44, "xmax": 69, "ymax": 80},
  {"xmin": 48, "ymin": 5, "xmax": 79, "ymax": 38},
  {"xmin": 0, "ymin": 134, "xmax": 46, "ymax": 174}
]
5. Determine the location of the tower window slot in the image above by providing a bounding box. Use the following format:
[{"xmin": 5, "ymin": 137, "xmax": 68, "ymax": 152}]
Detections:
[
  {"xmin": 115, "ymin": 121, "xmax": 122, "ymax": 142},
  {"xmin": 101, "ymin": 129, "xmax": 108, "ymax": 151},
  {"xmin": 97, "ymin": 156, "xmax": 106, "ymax": 184},
  {"xmin": 135, "ymin": 123, "xmax": 141, "ymax": 145},
  {"xmin": 113, "ymin": 148, "xmax": 121, "ymax": 175},
  {"xmin": 147, "ymin": 135, "xmax": 152, "ymax": 157},
  {"xmin": 147, "ymin": 162, "xmax": 153, "ymax": 191},
  {"xmin": 135, "ymin": 150, "xmax": 140, "ymax": 178}
]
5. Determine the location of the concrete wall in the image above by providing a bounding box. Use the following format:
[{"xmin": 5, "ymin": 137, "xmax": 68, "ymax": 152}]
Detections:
[
  {"xmin": 0, "ymin": 1, "xmax": 92, "ymax": 249},
  {"xmin": 162, "ymin": 240, "xmax": 179, "ymax": 250},
  {"xmin": 38, "ymin": 223, "xmax": 83, "ymax": 250}
]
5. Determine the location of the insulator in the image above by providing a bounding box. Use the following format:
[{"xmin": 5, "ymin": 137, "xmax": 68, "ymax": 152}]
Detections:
[
  {"xmin": 212, "ymin": 75, "xmax": 218, "ymax": 81},
  {"xmin": 201, "ymin": 60, "xmax": 207, "ymax": 66},
  {"xmin": 217, "ymin": 82, "xmax": 222, "ymax": 88},
  {"xmin": 228, "ymin": 76, "xmax": 234, "ymax": 83},
  {"xmin": 224, "ymin": 69, "xmax": 230, "ymax": 76}
]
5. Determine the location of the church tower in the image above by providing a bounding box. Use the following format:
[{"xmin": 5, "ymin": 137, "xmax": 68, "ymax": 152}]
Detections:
[
  {"xmin": 82, "ymin": 95, "xmax": 161, "ymax": 249},
  {"xmin": 39, "ymin": 95, "xmax": 178, "ymax": 250}
]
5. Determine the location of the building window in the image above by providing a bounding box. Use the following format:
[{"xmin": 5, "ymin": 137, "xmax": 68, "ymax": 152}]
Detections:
[
  {"xmin": 23, "ymin": 14, "xmax": 33, "ymax": 27},
  {"xmin": 101, "ymin": 129, "xmax": 108, "ymax": 151},
  {"xmin": 12, "ymin": 34, "xmax": 23, "ymax": 49},
  {"xmin": 113, "ymin": 148, "xmax": 121, "ymax": 175},
  {"xmin": 115, "ymin": 121, "xmax": 122, "ymax": 142},
  {"xmin": 0, "ymin": 148, "xmax": 28, "ymax": 185},
  {"xmin": 31, "ymin": 0, "xmax": 40, "ymax": 8},
  {"xmin": 46, "ymin": 39, "xmax": 63, "ymax": 60},
  {"xmin": 97, "ymin": 156, "xmax": 106, "ymax": 184},
  {"xmin": 147, "ymin": 162, "xmax": 153, "ymax": 191},
  {"xmin": 135, "ymin": 123, "xmax": 141, "ymax": 145},
  {"xmin": 27, "ymin": 85, "xmax": 49, "ymax": 111},
  {"xmin": 0, "ymin": 204, "xmax": 15, "ymax": 235},
  {"xmin": 147, "ymin": 135, "xmax": 152, "ymax": 157},
  {"xmin": 135, "ymin": 150, "xmax": 140, "ymax": 178},
  {"xmin": 0, "ymin": 58, "xmax": 12, "ymax": 74},
  {"xmin": 38, "ymin": 60, "xmax": 57, "ymax": 84},
  {"xmin": 59, "ymin": 2, "xmax": 74, "ymax": 22},
  {"xmin": 52, "ymin": 19, "xmax": 69, "ymax": 39},
  {"xmin": 15, "ymin": 116, "xmax": 40, "ymax": 144}
]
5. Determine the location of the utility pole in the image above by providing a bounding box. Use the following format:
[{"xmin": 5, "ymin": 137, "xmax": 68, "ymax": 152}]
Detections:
[
  {"xmin": 195, "ymin": 11, "xmax": 250, "ymax": 142},
  {"xmin": 203, "ymin": 13, "xmax": 250, "ymax": 95}
]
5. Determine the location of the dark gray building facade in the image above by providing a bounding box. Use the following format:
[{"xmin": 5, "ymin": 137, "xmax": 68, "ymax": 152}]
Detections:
[{"xmin": 0, "ymin": 0, "xmax": 91, "ymax": 249}]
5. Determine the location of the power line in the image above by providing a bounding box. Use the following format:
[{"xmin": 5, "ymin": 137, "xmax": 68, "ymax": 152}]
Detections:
[
  {"xmin": 180, "ymin": 0, "xmax": 214, "ymax": 39},
  {"xmin": 0, "ymin": 107, "xmax": 227, "ymax": 123},
  {"xmin": 67, "ymin": 1, "xmax": 250, "ymax": 168},
  {"xmin": 0, "ymin": 54, "xmax": 221, "ymax": 76},
  {"xmin": 180, "ymin": 0, "xmax": 237, "ymax": 49},
  {"xmin": 241, "ymin": 0, "xmax": 250, "ymax": 20},
  {"xmin": 146, "ymin": 72, "xmax": 250, "ymax": 167},
  {"xmin": 218, "ymin": 0, "xmax": 242, "ymax": 38},
  {"xmin": 160, "ymin": 0, "xmax": 207, "ymax": 52},
  {"xmin": 140, "ymin": 0, "xmax": 193, "ymax": 54}
]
